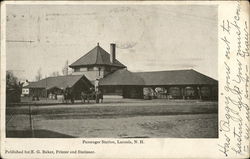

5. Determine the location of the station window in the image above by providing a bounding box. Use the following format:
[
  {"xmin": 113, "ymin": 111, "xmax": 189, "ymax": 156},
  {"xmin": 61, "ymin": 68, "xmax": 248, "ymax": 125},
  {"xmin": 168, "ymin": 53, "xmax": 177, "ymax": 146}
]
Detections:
[
  {"xmin": 74, "ymin": 68, "xmax": 80, "ymax": 72},
  {"xmin": 98, "ymin": 67, "xmax": 101, "ymax": 76},
  {"xmin": 87, "ymin": 67, "xmax": 94, "ymax": 71}
]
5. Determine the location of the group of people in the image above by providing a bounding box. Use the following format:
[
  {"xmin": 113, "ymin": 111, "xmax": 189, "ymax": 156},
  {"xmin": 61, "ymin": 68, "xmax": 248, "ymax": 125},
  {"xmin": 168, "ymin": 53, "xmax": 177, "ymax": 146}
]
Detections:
[
  {"xmin": 80, "ymin": 88, "xmax": 103, "ymax": 104},
  {"xmin": 31, "ymin": 87, "xmax": 104, "ymax": 104},
  {"xmin": 63, "ymin": 88, "xmax": 75, "ymax": 104}
]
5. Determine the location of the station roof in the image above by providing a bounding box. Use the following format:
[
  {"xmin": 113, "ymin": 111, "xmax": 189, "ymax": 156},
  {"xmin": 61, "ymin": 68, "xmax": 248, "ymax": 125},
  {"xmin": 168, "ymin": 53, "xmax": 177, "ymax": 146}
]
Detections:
[
  {"xmin": 26, "ymin": 75, "xmax": 92, "ymax": 89},
  {"xmin": 69, "ymin": 44, "xmax": 126, "ymax": 68},
  {"xmin": 135, "ymin": 69, "xmax": 218, "ymax": 86},
  {"xmin": 99, "ymin": 69, "xmax": 145, "ymax": 86},
  {"xmin": 99, "ymin": 69, "xmax": 218, "ymax": 86}
]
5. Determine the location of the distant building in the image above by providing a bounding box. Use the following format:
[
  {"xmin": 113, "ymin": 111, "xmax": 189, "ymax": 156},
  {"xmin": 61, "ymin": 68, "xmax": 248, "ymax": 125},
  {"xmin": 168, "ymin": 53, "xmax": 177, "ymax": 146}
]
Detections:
[
  {"xmin": 21, "ymin": 80, "xmax": 30, "ymax": 96},
  {"xmin": 26, "ymin": 75, "xmax": 92, "ymax": 99},
  {"xmin": 26, "ymin": 43, "xmax": 218, "ymax": 100}
]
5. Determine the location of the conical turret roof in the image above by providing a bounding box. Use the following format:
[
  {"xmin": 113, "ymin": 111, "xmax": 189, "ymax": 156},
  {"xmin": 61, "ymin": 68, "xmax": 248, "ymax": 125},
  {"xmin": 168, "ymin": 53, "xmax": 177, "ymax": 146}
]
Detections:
[{"xmin": 69, "ymin": 44, "xmax": 126, "ymax": 68}]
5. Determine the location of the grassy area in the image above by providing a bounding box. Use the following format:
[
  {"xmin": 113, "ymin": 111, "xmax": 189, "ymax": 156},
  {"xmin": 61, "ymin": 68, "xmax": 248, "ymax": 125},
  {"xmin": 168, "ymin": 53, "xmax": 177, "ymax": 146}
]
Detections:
[
  {"xmin": 6, "ymin": 129, "xmax": 74, "ymax": 138},
  {"xmin": 7, "ymin": 114, "xmax": 218, "ymax": 138},
  {"xmin": 7, "ymin": 99, "xmax": 218, "ymax": 116},
  {"xmin": 6, "ymin": 100, "xmax": 218, "ymax": 138}
]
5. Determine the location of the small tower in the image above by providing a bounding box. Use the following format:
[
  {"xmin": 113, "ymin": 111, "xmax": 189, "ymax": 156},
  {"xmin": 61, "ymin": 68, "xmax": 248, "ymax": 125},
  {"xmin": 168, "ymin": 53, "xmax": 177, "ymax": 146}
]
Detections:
[{"xmin": 69, "ymin": 43, "xmax": 126, "ymax": 81}]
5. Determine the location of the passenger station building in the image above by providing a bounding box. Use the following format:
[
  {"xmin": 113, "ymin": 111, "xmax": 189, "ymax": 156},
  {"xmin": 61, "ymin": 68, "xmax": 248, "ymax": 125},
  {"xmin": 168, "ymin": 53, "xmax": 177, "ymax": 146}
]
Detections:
[{"xmin": 27, "ymin": 43, "xmax": 218, "ymax": 100}]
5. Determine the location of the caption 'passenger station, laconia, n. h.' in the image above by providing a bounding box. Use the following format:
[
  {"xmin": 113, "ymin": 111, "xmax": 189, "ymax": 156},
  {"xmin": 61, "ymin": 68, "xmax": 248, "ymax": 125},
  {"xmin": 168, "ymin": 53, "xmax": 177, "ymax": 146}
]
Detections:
[{"xmin": 26, "ymin": 43, "xmax": 218, "ymax": 100}]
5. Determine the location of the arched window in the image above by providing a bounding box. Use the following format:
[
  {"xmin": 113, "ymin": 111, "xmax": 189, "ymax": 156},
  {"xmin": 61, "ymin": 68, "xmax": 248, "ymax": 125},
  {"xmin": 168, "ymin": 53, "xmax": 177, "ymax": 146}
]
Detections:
[
  {"xmin": 169, "ymin": 87, "xmax": 181, "ymax": 97},
  {"xmin": 201, "ymin": 87, "xmax": 210, "ymax": 97},
  {"xmin": 185, "ymin": 86, "xmax": 195, "ymax": 96}
]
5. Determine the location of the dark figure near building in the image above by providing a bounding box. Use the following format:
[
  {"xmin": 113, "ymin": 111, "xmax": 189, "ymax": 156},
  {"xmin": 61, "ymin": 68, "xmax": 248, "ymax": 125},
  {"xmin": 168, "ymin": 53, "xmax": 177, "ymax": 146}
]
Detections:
[
  {"xmin": 88, "ymin": 87, "xmax": 96, "ymax": 101},
  {"xmin": 64, "ymin": 87, "xmax": 74, "ymax": 104},
  {"xmin": 81, "ymin": 91, "xmax": 89, "ymax": 103},
  {"xmin": 32, "ymin": 95, "xmax": 39, "ymax": 101},
  {"xmin": 99, "ymin": 89, "xmax": 103, "ymax": 103},
  {"xmin": 95, "ymin": 89, "xmax": 103, "ymax": 103},
  {"xmin": 63, "ymin": 90, "xmax": 69, "ymax": 104}
]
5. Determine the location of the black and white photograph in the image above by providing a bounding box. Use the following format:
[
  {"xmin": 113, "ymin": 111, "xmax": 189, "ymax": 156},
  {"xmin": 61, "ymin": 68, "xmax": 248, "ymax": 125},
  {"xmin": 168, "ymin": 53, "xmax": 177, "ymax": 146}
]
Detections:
[{"xmin": 5, "ymin": 3, "xmax": 219, "ymax": 139}]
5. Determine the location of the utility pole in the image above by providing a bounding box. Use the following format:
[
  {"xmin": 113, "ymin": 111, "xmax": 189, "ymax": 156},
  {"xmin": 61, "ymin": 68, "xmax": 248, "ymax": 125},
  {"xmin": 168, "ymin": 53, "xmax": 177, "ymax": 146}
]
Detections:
[
  {"xmin": 62, "ymin": 60, "xmax": 69, "ymax": 76},
  {"xmin": 45, "ymin": 75, "xmax": 47, "ymax": 100},
  {"xmin": 29, "ymin": 105, "xmax": 34, "ymax": 137},
  {"xmin": 66, "ymin": 60, "xmax": 68, "ymax": 76}
]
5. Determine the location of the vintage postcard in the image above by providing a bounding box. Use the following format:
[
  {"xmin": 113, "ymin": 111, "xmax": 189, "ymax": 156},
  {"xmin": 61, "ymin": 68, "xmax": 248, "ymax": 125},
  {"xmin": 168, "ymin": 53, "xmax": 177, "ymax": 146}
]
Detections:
[{"xmin": 0, "ymin": 0, "xmax": 249, "ymax": 158}]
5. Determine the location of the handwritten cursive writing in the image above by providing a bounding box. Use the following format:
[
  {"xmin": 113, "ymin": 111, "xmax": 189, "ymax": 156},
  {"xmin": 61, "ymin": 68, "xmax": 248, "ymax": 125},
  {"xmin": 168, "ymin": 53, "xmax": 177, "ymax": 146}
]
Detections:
[{"xmin": 219, "ymin": 1, "xmax": 249, "ymax": 157}]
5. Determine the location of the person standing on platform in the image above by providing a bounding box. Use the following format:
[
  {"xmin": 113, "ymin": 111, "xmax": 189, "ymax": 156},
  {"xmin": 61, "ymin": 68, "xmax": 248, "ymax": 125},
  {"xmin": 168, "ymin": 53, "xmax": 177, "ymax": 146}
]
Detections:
[
  {"xmin": 99, "ymin": 89, "xmax": 103, "ymax": 103},
  {"xmin": 95, "ymin": 89, "xmax": 100, "ymax": 103}
]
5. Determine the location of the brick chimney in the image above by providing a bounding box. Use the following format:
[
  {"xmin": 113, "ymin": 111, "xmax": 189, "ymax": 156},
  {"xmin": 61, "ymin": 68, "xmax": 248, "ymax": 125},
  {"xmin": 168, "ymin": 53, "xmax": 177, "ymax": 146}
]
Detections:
[{"xmin": 110, "ymin": 43, "xmax": 116, "ymax": 63}]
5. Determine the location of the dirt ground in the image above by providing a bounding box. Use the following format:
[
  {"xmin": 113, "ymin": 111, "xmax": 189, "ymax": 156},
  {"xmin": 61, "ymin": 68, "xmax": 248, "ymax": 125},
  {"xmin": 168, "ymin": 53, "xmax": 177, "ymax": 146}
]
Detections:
[{"xmin": 6, "ymin": 99, "xmax": 218, "ymax": 138}]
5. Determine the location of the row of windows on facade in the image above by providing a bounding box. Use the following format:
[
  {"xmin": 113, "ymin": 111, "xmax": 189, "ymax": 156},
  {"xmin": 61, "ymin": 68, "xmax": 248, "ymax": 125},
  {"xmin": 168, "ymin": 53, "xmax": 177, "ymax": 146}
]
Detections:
[
  {"xmin": 74, "ymin": 67, "xmax": 111, "ymax": 72},
  {"xmin": 104, "ymin": 86, "xmax": 217, "ymax": 93}
]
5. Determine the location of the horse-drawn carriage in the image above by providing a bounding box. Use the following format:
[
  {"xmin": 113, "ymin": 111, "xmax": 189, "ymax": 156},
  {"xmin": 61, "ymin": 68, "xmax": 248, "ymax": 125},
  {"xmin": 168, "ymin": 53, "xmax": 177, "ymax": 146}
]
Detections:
[
  {"xmin": 80, "ymin": 91, "xmax": 95, "ymax": 103},
  {"xmin": 63, "ymin": 87, "xmax": 103, "ymax": 104},
  {"xmin": 81, "ymin": 88, "xmax": 103, "ymax": 103}
]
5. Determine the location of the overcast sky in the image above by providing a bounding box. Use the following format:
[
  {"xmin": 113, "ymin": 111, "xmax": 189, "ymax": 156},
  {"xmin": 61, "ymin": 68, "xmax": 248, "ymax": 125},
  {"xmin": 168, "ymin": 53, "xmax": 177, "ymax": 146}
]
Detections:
[{"xmin": 6, "ymin": 4, "xmax": 218, "ymax": 81}]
